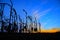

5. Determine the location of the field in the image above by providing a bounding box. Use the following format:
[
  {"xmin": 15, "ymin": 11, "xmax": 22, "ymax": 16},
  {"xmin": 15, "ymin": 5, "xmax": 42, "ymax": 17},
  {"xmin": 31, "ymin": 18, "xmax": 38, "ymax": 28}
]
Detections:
[{"xmin": 0, "ymin": 32, "xmax": 60, "ymax": 40}]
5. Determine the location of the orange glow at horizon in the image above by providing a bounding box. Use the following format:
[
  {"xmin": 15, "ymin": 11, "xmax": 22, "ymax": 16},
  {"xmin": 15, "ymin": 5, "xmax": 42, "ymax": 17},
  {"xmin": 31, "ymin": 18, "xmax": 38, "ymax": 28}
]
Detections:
[
  {"xmin": 39, "ymin": 29, "xmax": 59, "ymax": 33},
  {"xmin": 32, "ymin": 29, "xmax": 59, "ymax": 33}
]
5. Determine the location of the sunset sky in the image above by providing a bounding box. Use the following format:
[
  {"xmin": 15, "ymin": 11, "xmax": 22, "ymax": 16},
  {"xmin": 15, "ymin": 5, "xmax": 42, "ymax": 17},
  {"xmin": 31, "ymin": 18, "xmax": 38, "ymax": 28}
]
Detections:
[{"xmin": 1, "ymin": 0, "xmax": 60, "ymax": 30}]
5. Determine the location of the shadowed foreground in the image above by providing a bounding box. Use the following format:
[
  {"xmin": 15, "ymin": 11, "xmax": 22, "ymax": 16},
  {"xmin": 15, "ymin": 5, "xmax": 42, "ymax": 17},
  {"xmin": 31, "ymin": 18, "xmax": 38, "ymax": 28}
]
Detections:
[{"xmin": 0, "ymin": 32, "xmax": 60, "ymax": 40}]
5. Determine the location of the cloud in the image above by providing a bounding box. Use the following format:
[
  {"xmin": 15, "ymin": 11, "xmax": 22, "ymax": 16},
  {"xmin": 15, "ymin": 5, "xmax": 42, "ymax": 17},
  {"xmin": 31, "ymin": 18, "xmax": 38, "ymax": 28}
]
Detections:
[
  {"xmin": 39, "ymin": 8, "xmax": 51, "ymax": 17},
  {"xmin": 32, "ymin": 8, "xmax": 51, "ymax": 30},
  {"xmin": 33, "ymin": 10, "xmax": 40, "ymax": 19},
  {"xmin": 32, "ymin": 8, "xmax": 51, "ymax": 20}
]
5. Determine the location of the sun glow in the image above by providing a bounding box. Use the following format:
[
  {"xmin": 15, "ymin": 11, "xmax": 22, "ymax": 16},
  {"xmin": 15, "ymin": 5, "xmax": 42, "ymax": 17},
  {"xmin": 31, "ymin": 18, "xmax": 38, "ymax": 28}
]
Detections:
[{"xmin": 38, "ymin": 28, "xmax": 59, "ymax": 33}]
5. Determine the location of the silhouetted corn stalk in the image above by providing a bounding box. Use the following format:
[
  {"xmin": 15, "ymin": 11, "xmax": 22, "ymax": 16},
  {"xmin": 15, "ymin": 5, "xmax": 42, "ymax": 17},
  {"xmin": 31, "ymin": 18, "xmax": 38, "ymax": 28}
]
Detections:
[{"xmin": 0, "ymin": 0, "xmax": 41, "ymax": 33}]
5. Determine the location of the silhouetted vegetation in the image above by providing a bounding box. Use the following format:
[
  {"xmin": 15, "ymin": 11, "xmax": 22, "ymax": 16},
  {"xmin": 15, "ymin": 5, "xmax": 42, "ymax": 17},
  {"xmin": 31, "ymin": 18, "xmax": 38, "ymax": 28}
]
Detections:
[{"xmin": 0, "ymin": 0, "xmax": 41, "ymax": 33}]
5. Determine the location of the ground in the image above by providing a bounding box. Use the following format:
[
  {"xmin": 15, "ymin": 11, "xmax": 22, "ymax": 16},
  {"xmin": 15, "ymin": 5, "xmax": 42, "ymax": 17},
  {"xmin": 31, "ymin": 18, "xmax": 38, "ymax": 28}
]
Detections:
[{"xmin": 0, "ymin": 32, "xmax": 60, "ymax": 40}]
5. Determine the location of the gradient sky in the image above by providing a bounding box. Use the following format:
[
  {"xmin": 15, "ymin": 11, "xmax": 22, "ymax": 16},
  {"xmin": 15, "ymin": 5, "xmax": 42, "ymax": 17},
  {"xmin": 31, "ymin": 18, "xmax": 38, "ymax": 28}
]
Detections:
[{"xmin": 1, "ymin": 0, "xmax": 60, "ymax": 29}]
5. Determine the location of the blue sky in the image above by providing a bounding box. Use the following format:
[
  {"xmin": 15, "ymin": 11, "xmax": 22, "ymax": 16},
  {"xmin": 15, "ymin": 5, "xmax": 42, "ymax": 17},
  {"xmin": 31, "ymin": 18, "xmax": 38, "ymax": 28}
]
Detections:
[{"xmin": 1, "ymin": 0, "xmax": 60, "ymax": 29}]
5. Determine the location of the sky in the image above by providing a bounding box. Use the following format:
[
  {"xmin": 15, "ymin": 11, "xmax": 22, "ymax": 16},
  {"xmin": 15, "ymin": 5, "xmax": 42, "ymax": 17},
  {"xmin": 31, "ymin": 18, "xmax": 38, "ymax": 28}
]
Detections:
[{"xmin": 1, "ymin": 0, "xmax": 60, "ymax": 30}]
